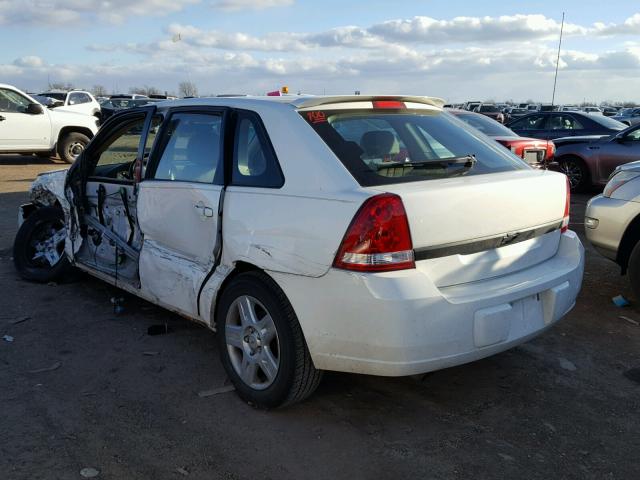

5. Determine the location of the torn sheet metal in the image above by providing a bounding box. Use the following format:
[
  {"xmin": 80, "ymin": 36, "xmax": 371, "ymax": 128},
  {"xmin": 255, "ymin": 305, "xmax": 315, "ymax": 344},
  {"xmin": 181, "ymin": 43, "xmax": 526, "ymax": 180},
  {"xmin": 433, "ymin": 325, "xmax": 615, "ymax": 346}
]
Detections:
[
  {"xmin": 29, "ymin": 169, "xmax": 69, "ymax": 209},
  {"xmin": 25, "ymin": 169, "xmax": 83, "ymax": 256}
]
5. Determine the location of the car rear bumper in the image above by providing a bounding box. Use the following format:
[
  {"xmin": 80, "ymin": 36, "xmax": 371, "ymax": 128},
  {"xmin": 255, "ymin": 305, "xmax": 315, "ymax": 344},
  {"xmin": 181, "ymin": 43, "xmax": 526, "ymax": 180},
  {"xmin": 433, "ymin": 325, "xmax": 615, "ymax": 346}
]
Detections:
[
  {"xmin": 271, "ymin": 231, "xmax": 584, "ymax": 376},
  {"xmin": 585, "ymin": 194, "xmax": 639, "ymax": 262}
]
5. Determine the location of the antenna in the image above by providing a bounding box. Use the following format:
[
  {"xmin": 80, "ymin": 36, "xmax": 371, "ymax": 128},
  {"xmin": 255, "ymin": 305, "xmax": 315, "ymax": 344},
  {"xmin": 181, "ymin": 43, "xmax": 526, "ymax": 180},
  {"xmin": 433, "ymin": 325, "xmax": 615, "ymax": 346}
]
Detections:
[{"xmin": 551, "ymin": 12, "xmax": 565, "ymax": 108}]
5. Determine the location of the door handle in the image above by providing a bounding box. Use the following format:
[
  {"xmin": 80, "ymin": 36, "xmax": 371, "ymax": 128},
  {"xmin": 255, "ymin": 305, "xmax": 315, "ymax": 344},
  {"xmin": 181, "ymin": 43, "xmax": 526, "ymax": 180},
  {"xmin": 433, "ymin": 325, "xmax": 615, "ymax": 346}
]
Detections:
[
  {"xmin": 0, "ymin": 115, "xmax": 5, "ymax": 122},
  {"xmin": 194, "ymin": 204, "xmax": 214, "ymax": 218}
]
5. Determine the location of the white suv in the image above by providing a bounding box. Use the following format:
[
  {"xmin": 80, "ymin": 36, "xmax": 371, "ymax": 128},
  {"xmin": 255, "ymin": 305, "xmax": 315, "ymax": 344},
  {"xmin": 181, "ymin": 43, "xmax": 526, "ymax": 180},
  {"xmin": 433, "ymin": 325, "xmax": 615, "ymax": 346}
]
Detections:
[
  {"xmin": 0, "ymin": 84, "xmax": 99, "ymax": 163},
  {"xmin": 39, "ymin": 90, "xmax": 101, "ymax": 118},
  {"xmin": 13, "ymin": 95, "xmax": 584, "ymax": 407}
]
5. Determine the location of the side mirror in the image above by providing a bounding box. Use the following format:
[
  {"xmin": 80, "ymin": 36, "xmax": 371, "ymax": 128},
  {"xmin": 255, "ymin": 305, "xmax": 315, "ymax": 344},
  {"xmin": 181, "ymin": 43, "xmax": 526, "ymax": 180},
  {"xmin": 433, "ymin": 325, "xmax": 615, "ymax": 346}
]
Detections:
[{"xmin": 26, "ymin": 103, "xmax": 44, "ymax": 115}]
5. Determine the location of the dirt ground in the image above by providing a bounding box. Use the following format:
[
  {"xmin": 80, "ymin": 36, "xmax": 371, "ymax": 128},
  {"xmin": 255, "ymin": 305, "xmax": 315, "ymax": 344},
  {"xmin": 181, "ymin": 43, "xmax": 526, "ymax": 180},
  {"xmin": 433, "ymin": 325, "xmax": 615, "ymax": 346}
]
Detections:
[{"xmin": 1, "ymin": 154, "xmax": 639, "ymax": 480}]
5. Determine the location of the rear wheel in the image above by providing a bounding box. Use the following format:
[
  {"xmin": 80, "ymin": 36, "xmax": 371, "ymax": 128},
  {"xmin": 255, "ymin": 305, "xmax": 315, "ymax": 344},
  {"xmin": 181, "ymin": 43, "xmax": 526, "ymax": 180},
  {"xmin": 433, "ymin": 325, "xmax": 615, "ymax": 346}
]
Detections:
[
  {"xmin": 217, "ymin": 272, "xmax": 322, "ymax": 408},
  {"xmin": 57, "ymin": 132, "xmax": 90, "ymax": 164},
  {"xmin": 13, "ymin": 206, "xmax": 70, "ymax": 282},
  {"xmin": 558, "ymin": 156, "xmax": 589, "ymax": 192}
]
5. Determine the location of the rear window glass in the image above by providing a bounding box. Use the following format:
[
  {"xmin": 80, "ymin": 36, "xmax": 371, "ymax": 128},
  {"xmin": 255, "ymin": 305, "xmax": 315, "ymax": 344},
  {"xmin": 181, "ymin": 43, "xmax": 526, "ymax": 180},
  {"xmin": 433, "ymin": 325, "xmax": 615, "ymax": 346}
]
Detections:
[
  {"xmin": 589, "ymin": 114, "xmax": 627, "ymax": 130},
  {"xmin": 302, "ymin": 108, "xmax": 527, "ymax": 186},
  {"xmin": 455, "ymin": 113, "xmax": 516, "ymax": 137}
]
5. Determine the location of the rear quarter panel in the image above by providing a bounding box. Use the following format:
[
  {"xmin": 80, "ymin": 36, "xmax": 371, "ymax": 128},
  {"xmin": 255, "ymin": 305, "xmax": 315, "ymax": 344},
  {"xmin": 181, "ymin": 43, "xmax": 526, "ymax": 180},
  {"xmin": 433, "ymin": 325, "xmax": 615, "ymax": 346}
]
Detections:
[{"xmin": 221, "ymin": 103, "xmax": 370, "ymax": 278}]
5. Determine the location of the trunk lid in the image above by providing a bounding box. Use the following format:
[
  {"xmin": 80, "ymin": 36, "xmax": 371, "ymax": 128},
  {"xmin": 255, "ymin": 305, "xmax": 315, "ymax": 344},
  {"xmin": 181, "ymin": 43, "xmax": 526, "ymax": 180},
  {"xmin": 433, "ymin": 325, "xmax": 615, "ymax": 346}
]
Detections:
[{"xmin": 370, "ymin": 170, "xmax": 567, "ymax": 287}]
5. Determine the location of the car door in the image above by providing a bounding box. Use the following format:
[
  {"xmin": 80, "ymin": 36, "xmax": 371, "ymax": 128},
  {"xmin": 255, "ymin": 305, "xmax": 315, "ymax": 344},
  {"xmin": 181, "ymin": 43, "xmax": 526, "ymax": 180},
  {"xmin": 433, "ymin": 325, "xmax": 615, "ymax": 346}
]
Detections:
[
  {"xmin": 136, "ymin": 108, "xmax": 226, "ymax": 318},
  {"xmin": 0, "ymin": 87, "xmax": 50, "ymax": 150},
  {"xmin": 596, "ymin": 126, "xmax": 640, "ymax": 182},
  {"xmin": 507, "ymin": 114, "xmax": 548, "ymax": 139},
  {"xmin": 71, "ymin": 106, "xmax": 159, "ymax": 283}
]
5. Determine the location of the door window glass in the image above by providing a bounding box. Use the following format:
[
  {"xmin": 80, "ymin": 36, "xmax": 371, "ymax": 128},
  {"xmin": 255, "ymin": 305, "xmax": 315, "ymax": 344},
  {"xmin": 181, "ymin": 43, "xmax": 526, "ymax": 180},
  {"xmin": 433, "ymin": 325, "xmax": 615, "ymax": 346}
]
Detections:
[
  {"xmin": 549, "ymin": 115, "xmax": 584, "ymax": 130},
  {"xmin": 232, "ymin": 113, "xmax": 283, "ymax": 187},
  {"xmin": 511, "ymin": 114, "xmax": 546, "ymax": 130},
  {"xmin": 153, "ymin": 112, "xmax": 222, "ymax": 184},
  {"xmin": 0, "ymin": 88, "xmax": 31, "ymax": 113},
  {"xmin": 91, "ymin": 116, "xmax": 145, "ymax": 179},
  {"xmin": 69, "ymin": 92, "xmax": 91, "ymax": 105}
]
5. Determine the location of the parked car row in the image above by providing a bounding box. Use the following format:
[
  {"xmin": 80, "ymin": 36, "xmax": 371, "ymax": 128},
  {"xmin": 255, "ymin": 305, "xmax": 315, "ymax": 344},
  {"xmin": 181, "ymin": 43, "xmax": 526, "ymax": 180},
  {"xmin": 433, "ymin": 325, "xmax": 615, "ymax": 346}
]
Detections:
[{"xmin": 447, "ymin": 109, "xmax": 555, "ymax": 168}]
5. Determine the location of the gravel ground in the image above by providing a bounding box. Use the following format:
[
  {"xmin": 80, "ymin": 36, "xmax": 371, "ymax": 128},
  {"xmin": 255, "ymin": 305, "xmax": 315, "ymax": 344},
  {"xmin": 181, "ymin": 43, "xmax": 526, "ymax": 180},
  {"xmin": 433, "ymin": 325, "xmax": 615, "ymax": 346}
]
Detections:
[{"xmin": 1, "ymin": 154, "xmax": 639, "ymax": 480}]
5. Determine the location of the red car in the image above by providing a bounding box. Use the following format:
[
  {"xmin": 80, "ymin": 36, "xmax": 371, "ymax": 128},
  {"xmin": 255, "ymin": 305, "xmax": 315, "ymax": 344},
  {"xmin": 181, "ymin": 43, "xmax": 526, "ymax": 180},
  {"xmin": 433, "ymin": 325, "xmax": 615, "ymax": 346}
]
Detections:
[{"xmin": 448, "ymin": 109, "xmax": 555, "ymax": 168}]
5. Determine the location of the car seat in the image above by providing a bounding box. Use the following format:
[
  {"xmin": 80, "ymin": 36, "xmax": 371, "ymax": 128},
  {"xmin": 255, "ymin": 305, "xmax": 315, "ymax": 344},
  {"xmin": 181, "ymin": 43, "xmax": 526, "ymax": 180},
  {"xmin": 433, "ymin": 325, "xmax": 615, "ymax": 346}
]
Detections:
[
  {"xmin": 360, "ymin": 130, "xmax": 400, "ymax": 163},
  {"xmin": 172, "ymin": 129, "xmax": 219, "ymax": 183}
]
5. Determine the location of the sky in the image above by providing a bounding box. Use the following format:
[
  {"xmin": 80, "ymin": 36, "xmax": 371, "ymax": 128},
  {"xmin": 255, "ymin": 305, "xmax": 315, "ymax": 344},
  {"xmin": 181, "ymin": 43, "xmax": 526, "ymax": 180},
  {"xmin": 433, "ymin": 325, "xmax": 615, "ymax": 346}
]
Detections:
[{"xmin": 0, "ymin": 0, "xmax": 639, "ymax": 103}]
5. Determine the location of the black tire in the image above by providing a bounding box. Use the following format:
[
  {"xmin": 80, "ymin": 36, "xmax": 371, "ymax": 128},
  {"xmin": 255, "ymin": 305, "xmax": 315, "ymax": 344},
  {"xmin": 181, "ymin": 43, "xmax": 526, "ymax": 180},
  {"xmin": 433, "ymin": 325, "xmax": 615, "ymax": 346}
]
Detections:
[
  {"xmin": 13, "ymin": 206, "xmax": 70, "ymax": 283},
  {"xmin": 57, "ymin": 132, "xmax": 90, "ymax": 164},
  {"xmin": 217, "ymin": 271, "xmax": 322, "ymax": 408},
  {"xmin": 628, "ymin": 241, "xmax": 640, "ymax": 301},
  {"xmin": 558, "ymin": 156, "xmax": 590, "ymax": 193}
]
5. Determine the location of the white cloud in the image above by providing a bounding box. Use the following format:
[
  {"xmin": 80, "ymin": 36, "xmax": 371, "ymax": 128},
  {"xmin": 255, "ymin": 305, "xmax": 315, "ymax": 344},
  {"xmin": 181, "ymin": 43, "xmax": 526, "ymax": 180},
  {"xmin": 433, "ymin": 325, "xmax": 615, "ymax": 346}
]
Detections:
[
  {"xmin": 211, "ymin": 0, "xmax": 293, "ymax": 11},
  {"xmin": 166, "ymin": 23, "xmax": 308, "ymax": 51},
  {"xmin": 13, "ymin": 55, "xmax": 44, "ymax": 68},
  {"xmin": 4, "ymin": 11, "xmax": 640, "ymax": 103},
  {"xmin": 0, "ymin": 0, "xmax": 200, "ymax": 25},
  {"xmin": 369, "ymin": 14, "xmax": 587, "ymax": 44},
  {"xmin": 593, "ymin": 13, "xmax": 640, "ymax": 36}
]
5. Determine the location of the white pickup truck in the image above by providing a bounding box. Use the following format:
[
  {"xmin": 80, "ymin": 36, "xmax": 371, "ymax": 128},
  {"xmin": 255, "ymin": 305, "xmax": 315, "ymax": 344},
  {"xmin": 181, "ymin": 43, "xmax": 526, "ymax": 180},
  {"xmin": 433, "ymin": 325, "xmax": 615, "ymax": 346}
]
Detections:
[{"xmin": 0, "ymin": 84, "xmax": 99, "ymax": 163}]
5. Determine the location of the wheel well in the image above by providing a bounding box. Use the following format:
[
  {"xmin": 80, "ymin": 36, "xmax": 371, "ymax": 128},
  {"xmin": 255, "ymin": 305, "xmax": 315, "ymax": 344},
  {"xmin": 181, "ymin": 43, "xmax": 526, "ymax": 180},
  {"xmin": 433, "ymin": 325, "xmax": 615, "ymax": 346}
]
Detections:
[
  {"xmin": 21, "ymin": 201, "xmax": 62, "ymax": 222},
  {"xmin": 616, "ymin": 213, "xmax": 640, "ymax": 274},
  {"xmin": 57, "ymin": 126, "xmax": 95, "ymax": 145},
  {"xmin": 211, "ymin": 261, "xmax": 265, "ymax": 327}
]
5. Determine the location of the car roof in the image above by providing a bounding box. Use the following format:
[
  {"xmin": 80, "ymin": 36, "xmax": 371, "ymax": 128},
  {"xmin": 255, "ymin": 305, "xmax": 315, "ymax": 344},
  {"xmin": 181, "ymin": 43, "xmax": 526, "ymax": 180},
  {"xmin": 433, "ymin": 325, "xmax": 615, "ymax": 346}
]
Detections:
[{"xmin": 152, "ymin": 94, "xmax": 445, "ymax": 111}]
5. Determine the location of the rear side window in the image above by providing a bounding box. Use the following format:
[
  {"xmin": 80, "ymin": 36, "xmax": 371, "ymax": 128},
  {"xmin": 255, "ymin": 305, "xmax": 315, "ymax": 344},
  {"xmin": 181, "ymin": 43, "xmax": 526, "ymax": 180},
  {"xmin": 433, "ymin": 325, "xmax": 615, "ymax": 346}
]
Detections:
[
  {"xmin": 231, "ymin": 111, "xmax": 283, "ymax": 188},
  {"xmin": 549, "ymin": 115, "xmax": 583, "ymax": 130},
  {"xmin": 302, "ymin": 108, "xmax": 527, "ymax": 186}
]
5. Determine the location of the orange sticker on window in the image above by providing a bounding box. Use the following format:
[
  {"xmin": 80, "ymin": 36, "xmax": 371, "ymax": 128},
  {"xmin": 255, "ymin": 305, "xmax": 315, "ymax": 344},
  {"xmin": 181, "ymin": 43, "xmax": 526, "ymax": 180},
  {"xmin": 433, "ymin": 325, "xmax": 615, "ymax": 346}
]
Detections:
[{"xmin": 307, "ymin": 111, "xmax": 327, "ymax": 124}]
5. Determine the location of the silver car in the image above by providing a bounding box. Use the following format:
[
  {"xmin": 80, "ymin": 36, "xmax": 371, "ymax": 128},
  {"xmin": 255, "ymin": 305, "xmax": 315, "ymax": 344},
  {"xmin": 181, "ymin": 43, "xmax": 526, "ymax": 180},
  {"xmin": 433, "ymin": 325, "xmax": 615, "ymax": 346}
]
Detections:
[
  {"xmin": 611, "ymin": 107, "xmax": 640, "ymax": 126},
  {"xmin": 585, "ymin": 160, "xmax": 640, "ymax": 297}
]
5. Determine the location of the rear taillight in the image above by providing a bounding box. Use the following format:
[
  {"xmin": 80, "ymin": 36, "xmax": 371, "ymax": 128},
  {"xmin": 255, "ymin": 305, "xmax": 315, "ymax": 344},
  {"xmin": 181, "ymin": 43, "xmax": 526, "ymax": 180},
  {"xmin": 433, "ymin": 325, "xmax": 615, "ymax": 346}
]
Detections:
[
  {"xmin": 547, "ymin": 140, "xmax": 556, "ymax": 160},
  {"xmin": 334, "ymin": 193, "xmax": 415, "ymax": 272},
  {"xmin": 561, "ymin": 177, "xmax": 570, "ymax": 233}
]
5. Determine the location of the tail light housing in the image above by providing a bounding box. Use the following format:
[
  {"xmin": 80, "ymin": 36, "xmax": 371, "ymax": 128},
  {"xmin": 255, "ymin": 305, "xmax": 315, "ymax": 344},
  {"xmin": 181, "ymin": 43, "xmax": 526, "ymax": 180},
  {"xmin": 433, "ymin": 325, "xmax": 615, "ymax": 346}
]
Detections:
[
  {"xmin": 561, "ymin": 176, "xmax": 570, "ymax": 233},
  {"xmin": 334, "ymin": 193, "xmax": 415, "ymax": 272},
  {"xmin": 546, "ymin": 140, "xmax": 556, "ymax": 160}
]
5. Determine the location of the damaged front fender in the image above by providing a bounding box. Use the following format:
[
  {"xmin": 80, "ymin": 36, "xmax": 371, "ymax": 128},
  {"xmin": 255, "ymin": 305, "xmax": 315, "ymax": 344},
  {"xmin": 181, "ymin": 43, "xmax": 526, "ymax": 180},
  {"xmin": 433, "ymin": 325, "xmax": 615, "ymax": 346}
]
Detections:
[{"xmin": 21, "ymin": 168, "xmax": 83, "ymax": 257}]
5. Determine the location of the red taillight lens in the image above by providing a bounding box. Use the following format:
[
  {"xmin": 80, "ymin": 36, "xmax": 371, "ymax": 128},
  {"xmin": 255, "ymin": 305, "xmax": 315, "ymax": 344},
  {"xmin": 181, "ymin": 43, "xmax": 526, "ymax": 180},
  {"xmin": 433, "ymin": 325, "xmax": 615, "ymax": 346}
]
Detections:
[
  {"xmin": 334, "ymin": 193, "xmax": 415, "ymax": 272},
  {"xmin": 372, "ymin": 100, "xmax": 406, "ymax": 109},
  {"xmin": 561, "ymin": 176, "xmax": 570, "ymax": 233},
  {"xmin": 547, "ymin": 140, "xmax": 556, "ymax": 160}
]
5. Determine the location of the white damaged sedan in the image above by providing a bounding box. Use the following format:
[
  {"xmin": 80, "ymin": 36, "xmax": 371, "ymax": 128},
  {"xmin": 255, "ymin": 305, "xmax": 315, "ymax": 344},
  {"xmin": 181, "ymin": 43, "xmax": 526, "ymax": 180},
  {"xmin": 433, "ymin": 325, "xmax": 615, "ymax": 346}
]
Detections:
[{"xmin": 14, "ymin": 95, "xmax": 584, "ymax": 407}]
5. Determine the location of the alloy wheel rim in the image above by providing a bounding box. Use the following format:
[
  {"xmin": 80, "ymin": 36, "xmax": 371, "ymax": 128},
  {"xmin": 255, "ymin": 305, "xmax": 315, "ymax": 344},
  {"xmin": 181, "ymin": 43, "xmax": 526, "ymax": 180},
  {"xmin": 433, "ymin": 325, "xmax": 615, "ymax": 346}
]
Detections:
[
  {"xmin": 29, "ymin": 220, "xmax": 66, "ymax": 267},
  {"xmin": 225, "ymin": 295, "xmax": 280, "ymax": 390},
  {"xmin": 560, "ymin": 161, "xmax": 582, "ymax": 189}
]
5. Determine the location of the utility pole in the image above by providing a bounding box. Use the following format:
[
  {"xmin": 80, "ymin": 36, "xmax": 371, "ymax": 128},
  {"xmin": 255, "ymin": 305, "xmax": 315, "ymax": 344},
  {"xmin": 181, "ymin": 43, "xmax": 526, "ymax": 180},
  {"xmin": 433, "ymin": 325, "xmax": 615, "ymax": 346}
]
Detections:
[{"xmin": 551, "ymin": 12, "xmax": 565, "ymax": 108}]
